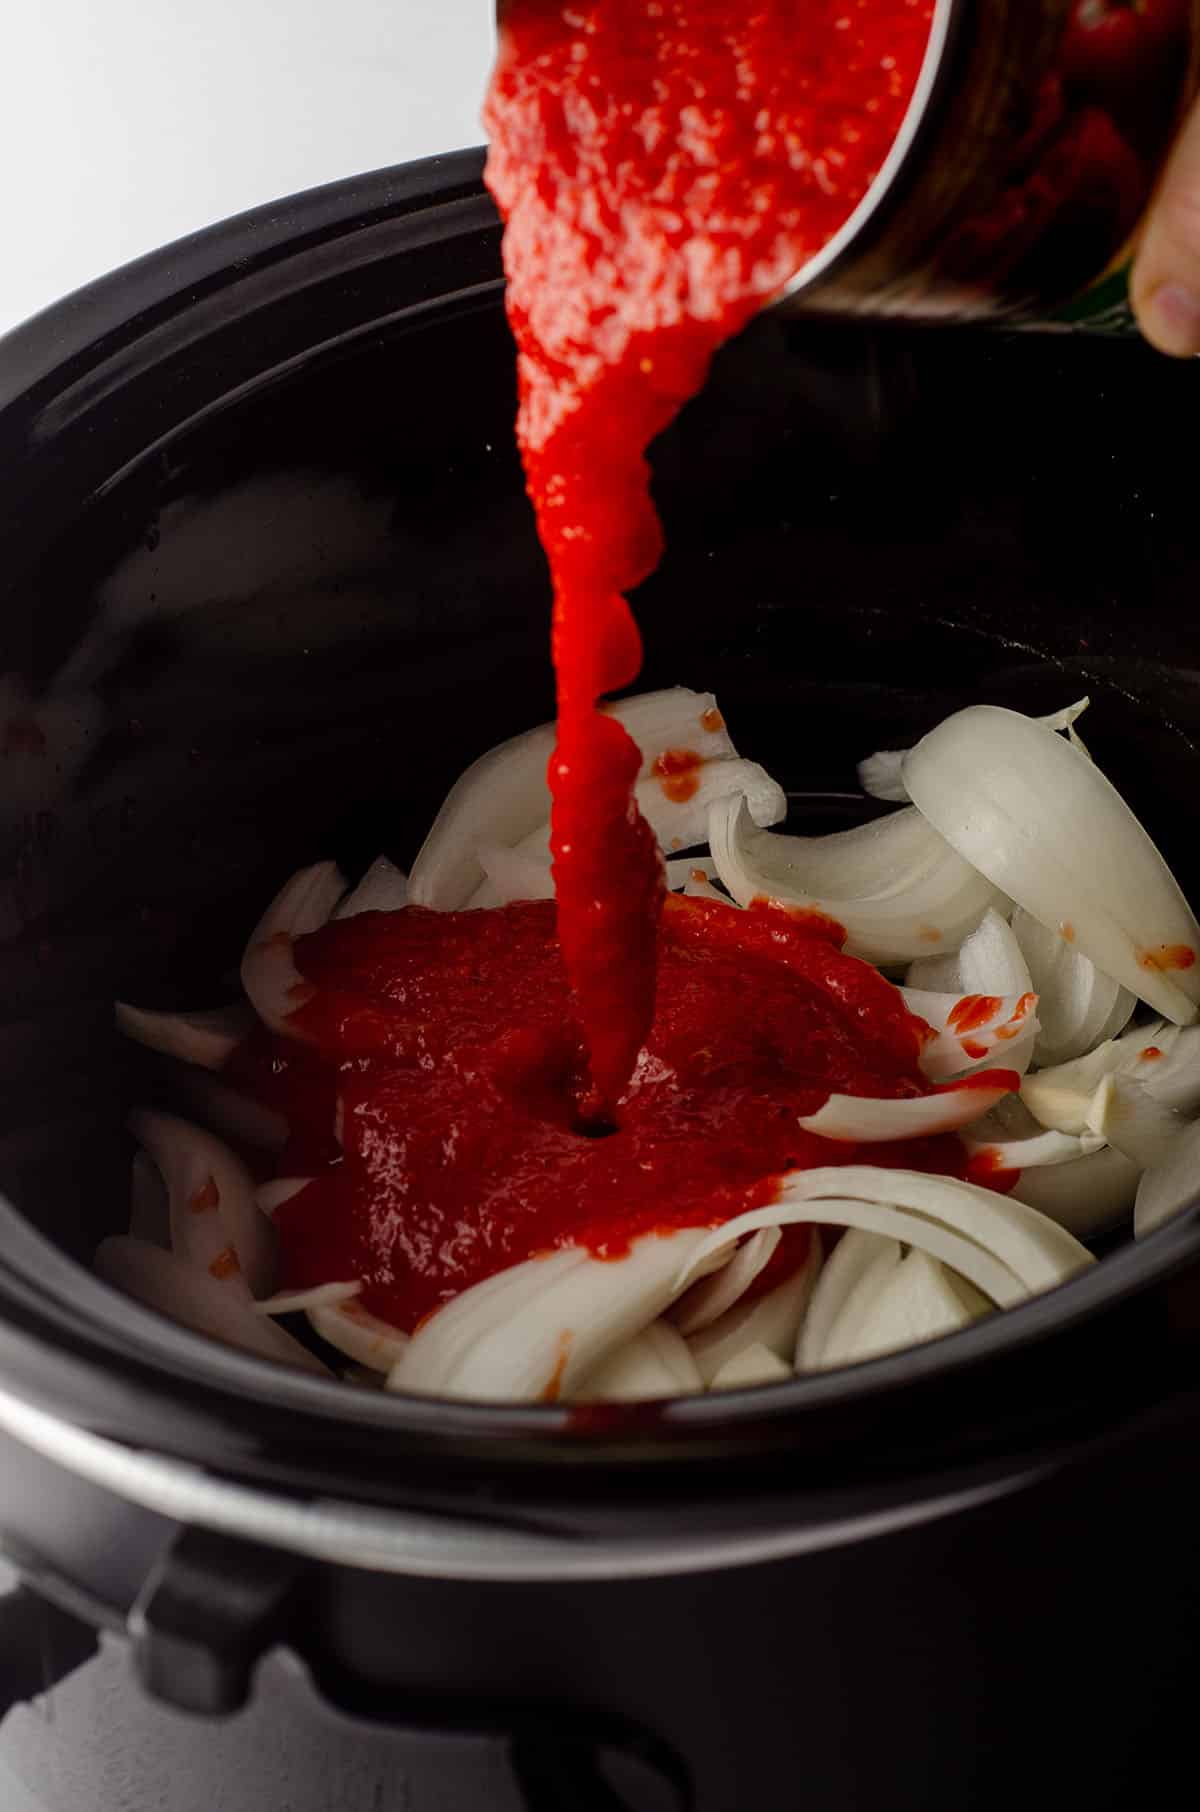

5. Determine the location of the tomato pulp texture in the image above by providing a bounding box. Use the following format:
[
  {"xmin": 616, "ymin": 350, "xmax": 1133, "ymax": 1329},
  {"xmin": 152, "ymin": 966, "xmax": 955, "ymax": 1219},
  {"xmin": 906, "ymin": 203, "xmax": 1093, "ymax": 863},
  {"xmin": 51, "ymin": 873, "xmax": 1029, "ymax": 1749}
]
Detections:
[
  {"xmin": 245, "ymin": 898, "xmax": 993, "ymax": 1333},
  {"xmin": 484, "ymin": 0, "xmax": 934, "ymax": 1114}
]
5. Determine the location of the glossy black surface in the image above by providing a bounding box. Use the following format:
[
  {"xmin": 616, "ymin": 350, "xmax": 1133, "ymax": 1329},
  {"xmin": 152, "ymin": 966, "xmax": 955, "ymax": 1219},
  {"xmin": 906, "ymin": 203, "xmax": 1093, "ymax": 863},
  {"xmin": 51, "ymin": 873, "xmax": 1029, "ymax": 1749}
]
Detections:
[{"xmin": 1, "ymin": 151, "xmax": 1200, "ymax": 1526}]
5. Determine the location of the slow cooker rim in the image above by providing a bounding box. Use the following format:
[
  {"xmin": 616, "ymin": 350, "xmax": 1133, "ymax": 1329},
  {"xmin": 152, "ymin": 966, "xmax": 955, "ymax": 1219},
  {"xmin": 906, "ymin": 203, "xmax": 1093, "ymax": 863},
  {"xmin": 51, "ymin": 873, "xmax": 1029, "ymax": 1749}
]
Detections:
[{"xmin": 2, "ymin": 153, "xmax": 1200, "ymax": 1514}]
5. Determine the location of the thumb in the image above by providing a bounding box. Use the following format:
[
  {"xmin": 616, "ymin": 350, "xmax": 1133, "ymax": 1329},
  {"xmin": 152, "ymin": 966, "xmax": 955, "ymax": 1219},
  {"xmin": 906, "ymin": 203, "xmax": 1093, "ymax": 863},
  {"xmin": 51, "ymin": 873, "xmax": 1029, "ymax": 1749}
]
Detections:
[{"xmin": 1131, "ymin": 99, "xmax": 1200, "ymax": 357}]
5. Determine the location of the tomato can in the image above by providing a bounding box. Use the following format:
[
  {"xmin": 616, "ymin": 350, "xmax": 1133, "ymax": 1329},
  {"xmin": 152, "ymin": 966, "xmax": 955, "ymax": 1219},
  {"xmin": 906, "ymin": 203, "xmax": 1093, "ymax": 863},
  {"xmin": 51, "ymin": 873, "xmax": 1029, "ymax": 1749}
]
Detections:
[{"xmin": 780, "ymin": 0, "xmax": 1200, "ymax": 331}]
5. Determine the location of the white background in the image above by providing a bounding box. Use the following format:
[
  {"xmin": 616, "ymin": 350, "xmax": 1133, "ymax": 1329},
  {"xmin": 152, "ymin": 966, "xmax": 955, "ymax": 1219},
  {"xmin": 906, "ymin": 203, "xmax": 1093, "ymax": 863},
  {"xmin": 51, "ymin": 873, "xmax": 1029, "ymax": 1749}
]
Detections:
[{"xmin": 0, "ymin": 2, "xmax": 493, "ymax": 335}]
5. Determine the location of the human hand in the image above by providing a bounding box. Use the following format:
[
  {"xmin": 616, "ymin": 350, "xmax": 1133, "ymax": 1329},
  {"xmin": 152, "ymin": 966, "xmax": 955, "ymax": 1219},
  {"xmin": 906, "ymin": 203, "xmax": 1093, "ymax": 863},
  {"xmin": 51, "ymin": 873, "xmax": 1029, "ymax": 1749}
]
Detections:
[{"xmin": 1132, "ymin": 96, "xmax": 1200, "ymax": 354}]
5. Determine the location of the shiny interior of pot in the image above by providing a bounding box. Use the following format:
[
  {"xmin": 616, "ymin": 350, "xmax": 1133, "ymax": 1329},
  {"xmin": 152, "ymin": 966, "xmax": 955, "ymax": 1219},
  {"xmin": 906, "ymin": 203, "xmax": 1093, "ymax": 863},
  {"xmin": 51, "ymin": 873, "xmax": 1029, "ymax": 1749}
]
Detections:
[{"xmin": 3, "ymin": 162, "xmax": 1200, "ymax": 1445}]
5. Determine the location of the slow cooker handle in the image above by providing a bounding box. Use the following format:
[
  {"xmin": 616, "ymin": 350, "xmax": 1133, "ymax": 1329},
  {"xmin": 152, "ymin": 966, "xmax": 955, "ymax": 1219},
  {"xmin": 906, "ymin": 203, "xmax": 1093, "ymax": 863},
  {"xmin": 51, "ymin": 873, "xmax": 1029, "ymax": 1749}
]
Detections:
[{"xmin": 131, "ymin": 1525, "xmax": 692, "ymax": 1812}]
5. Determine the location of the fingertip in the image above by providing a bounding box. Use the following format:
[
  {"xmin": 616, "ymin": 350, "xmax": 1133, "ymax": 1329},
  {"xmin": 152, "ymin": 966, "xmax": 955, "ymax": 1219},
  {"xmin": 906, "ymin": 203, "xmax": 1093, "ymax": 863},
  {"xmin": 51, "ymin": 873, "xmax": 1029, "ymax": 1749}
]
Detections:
[{"xmin": 1134, "ymin": 279, "xmax": 1200, "ymax": 357}]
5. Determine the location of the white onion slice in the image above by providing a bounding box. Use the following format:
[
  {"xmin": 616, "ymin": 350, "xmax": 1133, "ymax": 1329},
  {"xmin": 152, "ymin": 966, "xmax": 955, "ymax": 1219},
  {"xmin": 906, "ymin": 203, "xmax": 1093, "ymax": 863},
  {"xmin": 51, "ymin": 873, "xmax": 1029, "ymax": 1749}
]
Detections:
[
  {"xmin": 471, "ymin": 841, "xmax": 556, "ymax": 907},
  {"xmin": 901, "ymin": 988, "xmax": 1038, "ymax": 1082},
  {"xmin": 164, "ymin": 1062, "xmax": 289, "ymax": 1153},
  {"xmin": 573, "ymin": 1321, "xmax": 704, "ymax": 1401},
  {"xmin": 857, "ymin": 750, "xmax": 909, "ymax": 803},
  {"xmin": 905, "ymin": 950, "xmax": 964, "ymax": 993},
  {"xmin": 963, "ymin": 1122, "xmax": 1105, "ymax": 1170},
  {"xmin": 634, "ymin": 757, "xmax": 785, "ymax": 856},
  {"xmin": 128, "ymin": 1150, "xmax": 169, "ymax": 1247},
  {"xmin": 256, "ymin": 1176, "xmax": 314, "ymax": 1219},
  {"xmin": 1009, "ymin": 1145, "xmax": 1141, "ymax": 1236},
  {"xmin": 902, "ymin": 705, "xmax": 1200, "ymax": 1023},
  {"xmin": 797, "ymin": 1075, "xmax": 1015, "ymax": 1142},
  {"xmin": 1020, "ymin": 1019, "xmax": 1200, "ymax": 1134},
  {"xmin": 665, "ymin": 855, "xmax": 717, "ymax": 890},
  {"xmin": 796, "ymin": 1230, "xmax": 897, "ymax": 1370},
  {"xmin": 1085, "ymin": 1073, "xmax": 1190, "ymax": 1172},
  {"xmin": 1134, "ymin": 1119, "xmax": 1200, "ymax": 1236},
  {"xmin": 689, "ymin": 1237, "xmax": 823, "ymax": 1384},
  {"xmin": 824, "ymin": 1250, "xmax": 991, "ymax": 1369},
  {"xmin": 115, "ymin": 1002, "xmax": 252, "ymax": 1071},
  {"xmin": 1011, "ymin": 907, "xmax": 1136, "ymax": 1066},
  {"xmin": 709, "ymin": 1344, "xmax": 794, "ymax": 1390},
  {"xmin": 95, "ymin": 1236, "xmax": 327, "ymax": 1373},
  {"xmin": 678, "ymin": 1167, "xmax": 1093, "ymax": 1303},
  {"xmin": 333, "ymin": 855, "xmax": 408, "ymax": 918},
  {"xmin": 255, "ymin": 1280, "xmax": 361, "ymax": 1316},
  {"xmin": 670, "ymin": 1227, "xmax": 781, "ymax": 1335},
  {"xmin": 806, "ymin": 1235, "xmax": 904, "ymax": 1371},
  {"xmin": 409, "ymin": 688, "xmax": 742, "ymax": 910},
  {"xmin": 308, "ymin": 1297, "xmax": 411, "ymax": 1372},
  {"xmin": 858, "ymin": 699, "xmax": 1092, "ymax": 805},
  {"xmin": 708, "ymin": 795, "xmax": 1006, "ymax": 966},
  {"xmin": 240, "ymin": 862, "xmax": 346, "ymax": 1037},
  {"xmin": 130, "ymin": 1108, "xmax": 276, "ymax": 1299},
  {"xmin": 959, "ymin": 908, "xmax": 1034, "ymax": 999},
  {"xmin": 388, "ymin": 1229, "xmax": 722, "ymax": 1403}
]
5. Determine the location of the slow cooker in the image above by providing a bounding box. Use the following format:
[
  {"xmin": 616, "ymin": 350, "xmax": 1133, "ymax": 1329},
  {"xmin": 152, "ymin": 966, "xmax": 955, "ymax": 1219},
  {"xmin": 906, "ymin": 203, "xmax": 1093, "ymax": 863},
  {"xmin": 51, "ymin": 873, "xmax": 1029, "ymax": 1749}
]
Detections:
[{"xmin": 2, "ymin": 150, "xmax": 1200, "ymax": 1811}]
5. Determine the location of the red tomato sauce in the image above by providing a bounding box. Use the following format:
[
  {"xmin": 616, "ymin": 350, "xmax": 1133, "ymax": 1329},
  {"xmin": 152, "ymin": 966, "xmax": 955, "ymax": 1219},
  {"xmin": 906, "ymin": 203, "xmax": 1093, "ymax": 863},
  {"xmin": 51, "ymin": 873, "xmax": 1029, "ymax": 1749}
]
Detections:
[
  {"xmin": 483, "ymin": 0, "xmax": 934, "ymax": 1112},
  {"xmin": 246, "ymin": 897, "xmax": 980, "ymax": 1332}
]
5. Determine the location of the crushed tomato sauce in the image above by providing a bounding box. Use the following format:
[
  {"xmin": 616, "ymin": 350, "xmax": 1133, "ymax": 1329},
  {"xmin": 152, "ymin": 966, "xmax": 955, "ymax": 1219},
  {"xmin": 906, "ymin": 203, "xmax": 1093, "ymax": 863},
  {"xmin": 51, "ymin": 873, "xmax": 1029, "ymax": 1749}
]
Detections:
[
  {"xmin": 237, "ymin": 898, "xmax": 991, "ymax": 1333},
  {"xmin": 483, "ymin": 0, "xmax": 934, "ymax": 1113}
]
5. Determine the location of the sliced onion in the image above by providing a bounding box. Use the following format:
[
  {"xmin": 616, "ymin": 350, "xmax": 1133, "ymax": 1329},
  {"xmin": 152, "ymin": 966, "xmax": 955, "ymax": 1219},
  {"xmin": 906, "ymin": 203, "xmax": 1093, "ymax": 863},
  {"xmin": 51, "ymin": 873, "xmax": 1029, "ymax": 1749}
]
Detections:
[
  {"xmin": 471, "ymin": 840, "xmax": 556, "ymax": 907},
  {"xmin": 1085, "ymin": 1073, "xmax": 1190, "ymax": 1171},
  {"xmin": 902, "ymin": 988, "xmax": 1038, "ymax": 1082},
  {"xmin": 130, "ymin": 1108, "xmax": 276, "ymax": 1298},
  {"xmin": 241, "ymin": 862, "xmax": 346, "ymax": 1037},
  {"xmin": 163, "ymin": 1061, "xmax": 289, "ymax": 1153},
  {"xmin": 308, "ymin": 1297, "xmax": 411, "ymax": 1372},
  {"xmin": 1011, "ymin": 907, "xmax": 1135, "ymax": 1066},
  {"xmin": 572, "ymin": 1320, "xmax": 703, "ymax": 1400},
  {"xmin": 115, "ymin": 1002, "xmax": 252, "ymax": 1071},
  {"xmin": 709, "ymin": 1344, "xmax": 794, "ymax": 1390},
  {"xmin": 859, "ymin": 699, "xmax": 1092, "ymax": 806},
  {"xmin": 388, "ymin": 1229, "xmax": 722, "ymax": 1403},
  {"xmin": 665, "ymin": 855, "xmax": 717, "ymax": 890},
  {"xmin": 824, "ymin": 1250, "xmax": 991, "ymax": 1370},
  {"xmin": 408, "ymin": 688, "xmax": 742, "ymax": 911},
  {"xmin": 801, "ymin": 1232, "xmax": 903, "ymax": 1371},
  {"xmin": 902, "ymin": 705, "xmax": 1200, "ymax": 1023},
  {"xmin": 708, "ymin": 795, "xmax": 1006, "ymax": 966},
  {"xmin": 689, "ymin": 1237, "xmax": 823, "ymax": 1385},
  {"xmin": 1021, "ymin": 1018, "xmax": 1199, "ymax": 1136},
  {"xmin": 966, "ymin": 1125, "xmax": 1105, "ymax": 1169},
  {"xmin": 333, "ymin": 856, "xmax": 408, "ymax": 919},
  {"xmin": 796, "ymin": 1229, "xmax": 897, "ymax": 1370},
  {"xmin": 678, "ymin": 1167, "xmax": 1093, "ymax": 1304},
  {"xmin": 95, "ymin": 1236, "xmax": 327, "ymax": 1373},
  {"xmin": 1008, "ymin": 1145, "xmax": 1141, "ymax": 1236},
  {"xmin": 905, "ymin": 950, "xmax": 965, "ymax": 993},
  {"xmin": 670, "ymin": 1227, "xmax": 781, "ymax": 1335},
  {"xmin": 797, "ymin": 1074, "xmax": 1016, "ymax": 1142},
  {"xmin": 857, "ymin": 750, "xmax": 909, "ymax": 803},
  {"xmin": 1134, "ymin": 1119, "xmax": 1200, "ymax": 1236},
  {"xmin": 128, "ymin": 1150, "xmax": 169, "ymax": 1247},
  {"xmin": 634, "ymin": 757, "xmax": 785, "ymax": 856},
  {"xmin": 255, "ymin": 1280, "xmax": 361, "ymax": 1316},
  {"xmin": 256, "ymin": 1176, "xmax": 314, "ymax": 1219}
]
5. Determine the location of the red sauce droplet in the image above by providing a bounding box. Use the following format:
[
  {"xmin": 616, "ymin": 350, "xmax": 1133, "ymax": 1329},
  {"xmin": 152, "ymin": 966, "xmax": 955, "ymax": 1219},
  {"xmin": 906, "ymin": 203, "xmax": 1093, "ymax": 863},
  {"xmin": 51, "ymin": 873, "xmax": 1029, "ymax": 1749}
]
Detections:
[
  {"xmin": 947, "ymin": 995, "xmax": 1003, "ymax": 1035},
  {"xmin": 965, "ymin": 1150, "xmax": 1021, "ymax": 1192},
  {"xmin": 995, "ymin": 991, "xmax": 1037, "ymax": 1039},
  {"xmin": 918, "ymin": 926, "xmax": 944, "ymax": 944},
  {"xmin": 542, "ymin": 1332, "xmax": 573, "ymax": 1404},
  {"xmin": 961, "ymin": 1039, "xmax": 989, "ymax": 1061},
  {"xmin": 700, "ymin": 707, "xmax": 726, "ymax": 735},
  {"xmin": 1140, "ymin": 944, "xmax": 1197, "ymax": 973},
  {"xmin": 189, "ymin": 1177, "xmax": 219, "ymax": 1214},
  {"xmin": 940, "ymin": 1069, "xmax": 1021, "ymax": 1096},
  {"xmin": 1140, "ymin": 1045, "xmax": 1164, "ymax": 1061},
  {"xmin": 209, "ymin": 1245, "xmax": 241, "ymax": 1280},
  {"xmin": 652, "ymin": 748, "xmax": 704, "ymax": 804},
  {"xmin": 1060, "ymin": 921, "xmax": 1076, "ymax": 943},
  {"xmin": 262, "ymin": 899, "xmax": 996, "ymax": 1333},
  {"xmin": 483, "ymin": 0, "xmax": 933, "ymax": 1113}
]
